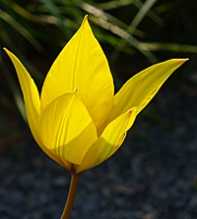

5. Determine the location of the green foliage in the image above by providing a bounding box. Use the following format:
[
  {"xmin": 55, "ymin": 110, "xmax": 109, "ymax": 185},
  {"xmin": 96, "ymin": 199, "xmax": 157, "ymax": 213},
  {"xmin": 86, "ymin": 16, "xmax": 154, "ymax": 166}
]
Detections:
[{"xmin": 1, "ymin": 0, "xmax": 197, "ymax": 62}]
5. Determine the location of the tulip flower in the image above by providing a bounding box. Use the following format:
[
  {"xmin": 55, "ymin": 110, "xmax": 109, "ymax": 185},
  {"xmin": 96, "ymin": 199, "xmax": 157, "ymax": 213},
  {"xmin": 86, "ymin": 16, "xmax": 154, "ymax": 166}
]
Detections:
[{"xmin": 4, "ymin": 15, "xmax": 187, "ymax": 219}]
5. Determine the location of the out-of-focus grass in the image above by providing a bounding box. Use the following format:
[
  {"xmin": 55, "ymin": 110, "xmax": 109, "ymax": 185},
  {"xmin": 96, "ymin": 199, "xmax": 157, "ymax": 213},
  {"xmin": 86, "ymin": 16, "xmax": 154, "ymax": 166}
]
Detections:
[{"xmin": 1, "ymin": 0, "xmax": 197, "ymax": 62}]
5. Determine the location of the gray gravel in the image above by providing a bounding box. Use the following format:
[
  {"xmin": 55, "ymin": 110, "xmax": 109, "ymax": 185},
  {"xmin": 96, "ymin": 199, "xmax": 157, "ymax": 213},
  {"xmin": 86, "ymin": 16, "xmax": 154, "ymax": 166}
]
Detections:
[{"xmin": 0, "ymin": 78, "xmax": 197, "ymax": 219}]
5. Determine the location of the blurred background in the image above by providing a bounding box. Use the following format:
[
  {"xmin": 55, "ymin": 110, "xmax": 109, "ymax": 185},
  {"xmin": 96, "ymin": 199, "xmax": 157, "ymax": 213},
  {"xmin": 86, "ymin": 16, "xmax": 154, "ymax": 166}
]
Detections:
[{"xmin": 0, "ymin": 0, "xmax": 197, "ymax": 218}]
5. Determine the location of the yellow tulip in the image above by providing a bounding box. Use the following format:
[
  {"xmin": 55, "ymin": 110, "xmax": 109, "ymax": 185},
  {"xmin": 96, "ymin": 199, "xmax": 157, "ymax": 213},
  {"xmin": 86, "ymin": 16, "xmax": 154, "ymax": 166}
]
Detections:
[{"xmin": 4, "ymin": 16, "xmax": 188, "ymax": 174}]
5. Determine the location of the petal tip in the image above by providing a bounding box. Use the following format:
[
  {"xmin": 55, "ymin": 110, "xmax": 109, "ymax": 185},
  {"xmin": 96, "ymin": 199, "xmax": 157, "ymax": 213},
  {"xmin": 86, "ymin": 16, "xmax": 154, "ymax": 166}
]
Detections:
[
  {"xmin": 3, "ymin": 47, "xmax": 9, "ymax": 54},
  {"xmin": 177, "ymin": 58, "xmax": 189, "ymax": 63},
  {"xmin": 171, "ymin": 58, "xmax": 189, "ymax": 65},
  {"xmin": 80, "ymin": 15, "xmax": 91, "ymax": 32},
  {"xmin": 84, "ymin": 14, "xmax": 89, "ymax": 20},
  {"xmin": 3, "ymin": 48, "xmax": 14, "ymax": 58},
  {"xmin": 82, "ymin": 14, "xmax": 89, "ymax": 25}
]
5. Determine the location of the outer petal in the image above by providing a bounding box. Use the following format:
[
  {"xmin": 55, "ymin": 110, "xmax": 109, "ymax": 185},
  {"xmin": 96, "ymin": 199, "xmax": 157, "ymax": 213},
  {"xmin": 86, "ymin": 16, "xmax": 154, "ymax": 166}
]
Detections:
[
  {"xmin": 110, "ymin": 59, "xmax": 188, "ymax": 120},
  {"xmin": 39, "ymin": 93, "xmax": 97, "ymax": 165},
  {"xmin": 4, "ymin": 48, "xmax": 40, "ymax": 143},
  {"xmin": 4, "ymin": 49, "xmax": 68, "ymax": 168},
  {"xmin": 76, "ymin": 107, "xmax": 137, "ymax": 173},
  {"xmin": 41, "ymin": 16, "xmax": 114, "ymax": 130}
]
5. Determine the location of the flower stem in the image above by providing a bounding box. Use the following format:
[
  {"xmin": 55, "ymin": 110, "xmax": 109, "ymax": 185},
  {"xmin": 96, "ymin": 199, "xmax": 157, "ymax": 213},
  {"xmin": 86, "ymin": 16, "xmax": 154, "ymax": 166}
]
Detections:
[{"xmin": 60, "ymin": 173, "xmax": 80, "ymax": 219}]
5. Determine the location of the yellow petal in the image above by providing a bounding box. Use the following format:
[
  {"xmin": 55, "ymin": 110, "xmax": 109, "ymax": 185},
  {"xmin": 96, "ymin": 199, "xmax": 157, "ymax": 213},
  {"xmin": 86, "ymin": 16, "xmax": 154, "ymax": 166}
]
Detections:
[
  {"xmin": 40, "ymin": 144, "xmax": 71, "ymax": 169},
  {"xmin": 110, "ymin": 59, "xmax": 188, "ymax": 120},
  {"xmin": 41, "ymin": 16, "xmax": 114, "ymax": 130},
  {"xmin": 4, "ymin": 48, "xmax": 41, "ymax": 142},
  {"xmin": 4, "ymin": 48, "xmax": 68, "ymax": 169},
  {"xmin": 76, "ymin": 107, "xmax": 137, "ymax": 173},
  {"xmin": 39, "ymin": 93, "xmax": 97, "ymax": 165}
]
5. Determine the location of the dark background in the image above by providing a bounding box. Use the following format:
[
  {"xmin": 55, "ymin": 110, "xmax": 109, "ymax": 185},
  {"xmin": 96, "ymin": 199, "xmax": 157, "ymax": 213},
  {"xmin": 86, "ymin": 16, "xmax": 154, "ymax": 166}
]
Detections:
[{"xmin": 0, "ymin": 0, "xmax": 197, "ymax": 218}]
